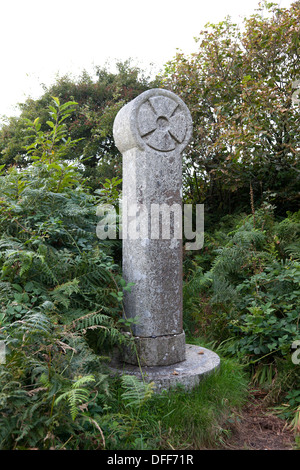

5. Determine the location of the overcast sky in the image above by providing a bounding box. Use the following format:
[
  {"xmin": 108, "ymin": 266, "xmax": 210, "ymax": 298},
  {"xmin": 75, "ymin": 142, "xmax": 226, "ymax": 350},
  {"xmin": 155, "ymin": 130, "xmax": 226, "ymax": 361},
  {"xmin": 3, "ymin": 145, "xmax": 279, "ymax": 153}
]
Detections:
[{"xmin": 0, "ymin": 0, "xmax": 295, "ymax": 121}]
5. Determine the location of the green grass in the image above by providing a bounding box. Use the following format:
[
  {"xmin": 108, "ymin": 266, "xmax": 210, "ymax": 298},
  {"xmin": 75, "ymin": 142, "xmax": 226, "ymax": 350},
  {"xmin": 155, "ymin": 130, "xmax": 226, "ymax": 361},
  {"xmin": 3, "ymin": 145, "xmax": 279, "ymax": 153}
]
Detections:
[
  {"xmin": 106, "ymin": 342, "xmax": 249, "ymax": 450},
  {"xmin": 148, "ymin": 360, "xmax": 248, "ymax": 449}
]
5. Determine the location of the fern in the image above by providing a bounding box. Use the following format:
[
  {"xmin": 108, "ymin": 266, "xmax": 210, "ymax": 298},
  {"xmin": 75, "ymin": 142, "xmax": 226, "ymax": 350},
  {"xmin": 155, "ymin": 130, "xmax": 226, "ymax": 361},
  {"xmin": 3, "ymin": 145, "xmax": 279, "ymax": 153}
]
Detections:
[
  {"xmin": 285, "ymin": 242, "xmax": 300, "ymax": 260},
  {"xmin": 54, "ymin": 375, "xmax": 96, "ymax": 420},
  {"xmin": 50, "ymin": 279, "xmax": 80, "ymax": 308},
  {"xmin": 121, "ymin": 375, "xmax": 155, "ymax": 409},
  {"xmin": 0, "ymin": 98, "xmax": 128, "ymax": 449}
]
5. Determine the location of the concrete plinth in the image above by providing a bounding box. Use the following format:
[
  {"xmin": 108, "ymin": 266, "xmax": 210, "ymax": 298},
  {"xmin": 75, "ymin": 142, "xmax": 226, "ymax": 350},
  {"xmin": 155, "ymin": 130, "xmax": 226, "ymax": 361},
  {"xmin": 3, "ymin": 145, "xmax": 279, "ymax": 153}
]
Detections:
[{"xmin": 109, "ymin": 344, "xmax": 220, "ymax": 392}]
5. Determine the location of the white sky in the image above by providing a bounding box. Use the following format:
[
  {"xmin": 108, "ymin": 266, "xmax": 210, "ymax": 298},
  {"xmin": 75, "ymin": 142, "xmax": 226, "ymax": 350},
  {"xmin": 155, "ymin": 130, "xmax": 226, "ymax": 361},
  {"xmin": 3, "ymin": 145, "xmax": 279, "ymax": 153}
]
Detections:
[{"xmin": 0, "ymin": 0, "xmax": 295, "ymax": 121}]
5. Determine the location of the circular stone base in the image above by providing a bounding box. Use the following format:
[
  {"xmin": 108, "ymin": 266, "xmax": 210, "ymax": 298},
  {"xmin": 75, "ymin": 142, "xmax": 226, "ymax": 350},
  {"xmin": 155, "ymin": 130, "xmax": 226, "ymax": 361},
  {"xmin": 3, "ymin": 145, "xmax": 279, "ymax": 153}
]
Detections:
[{"xmin": 108, "ymin": 344, "xmax": 220, "ymax": 392}]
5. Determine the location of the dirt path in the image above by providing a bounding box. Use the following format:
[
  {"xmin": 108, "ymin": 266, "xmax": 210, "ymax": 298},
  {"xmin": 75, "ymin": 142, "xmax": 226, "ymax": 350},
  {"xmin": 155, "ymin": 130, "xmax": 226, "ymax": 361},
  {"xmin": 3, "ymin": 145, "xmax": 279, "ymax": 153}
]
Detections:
[{"xmin": 221, "ymin": 390, "xmax": 297, "ymax": 450}]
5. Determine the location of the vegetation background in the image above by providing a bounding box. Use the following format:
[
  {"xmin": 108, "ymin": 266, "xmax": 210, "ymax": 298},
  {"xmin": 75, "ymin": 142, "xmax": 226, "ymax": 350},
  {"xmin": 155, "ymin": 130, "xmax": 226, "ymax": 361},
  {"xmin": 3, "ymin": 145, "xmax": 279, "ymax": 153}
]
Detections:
[{"xmin": 0, "ymin": 1, "xmax": 299, "ymax": 450}]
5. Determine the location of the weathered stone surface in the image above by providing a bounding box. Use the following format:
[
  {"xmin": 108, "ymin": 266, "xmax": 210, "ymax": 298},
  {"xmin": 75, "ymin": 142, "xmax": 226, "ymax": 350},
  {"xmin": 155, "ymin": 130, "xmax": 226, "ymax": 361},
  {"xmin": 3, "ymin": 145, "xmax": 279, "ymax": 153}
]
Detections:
[
  {"xmin": 110, "ymin": 89, "xmax": 221, "ymax": 389},
  {"xmin": 123, "ymin": 332, "xmax": 186, "ymax": 367},
  {"xmin": 109, "ymin": 344, "xmax": 221, "ymax": 391},
  {"xmin": 113, "ymin": 89, "xmax": 192, "ymax": 367},
  {"xmin": 113, "ymin": 89, "xmax": 193, "ymax": 155}
]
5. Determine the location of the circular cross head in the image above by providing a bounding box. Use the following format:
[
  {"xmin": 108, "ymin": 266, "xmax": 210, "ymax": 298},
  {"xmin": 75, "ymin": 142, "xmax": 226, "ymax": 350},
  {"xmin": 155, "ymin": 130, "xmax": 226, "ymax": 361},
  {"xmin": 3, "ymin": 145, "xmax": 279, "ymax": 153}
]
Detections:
[
  {"xmin": 113, "ymin": 89, "xmax": 193, "ymax": 154},
  {"xmin": 137, "ymin": 93, "xmax": 191, "ymax": 152}
]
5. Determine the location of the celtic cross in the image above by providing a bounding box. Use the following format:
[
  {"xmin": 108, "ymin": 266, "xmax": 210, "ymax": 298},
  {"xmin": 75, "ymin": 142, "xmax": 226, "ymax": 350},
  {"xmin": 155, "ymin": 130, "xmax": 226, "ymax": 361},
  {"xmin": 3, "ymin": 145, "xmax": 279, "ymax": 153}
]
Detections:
[{"xmin": 113, "ymin": 89, "xmax": 192, "ymax": 367}]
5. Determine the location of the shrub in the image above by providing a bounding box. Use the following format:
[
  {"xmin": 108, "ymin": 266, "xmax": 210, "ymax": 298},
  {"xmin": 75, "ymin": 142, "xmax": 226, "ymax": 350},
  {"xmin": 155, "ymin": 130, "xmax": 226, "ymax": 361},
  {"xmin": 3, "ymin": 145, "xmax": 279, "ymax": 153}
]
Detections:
[
  {"xmin": 0, "ymin": 98, "xmax": 132, "ymax": 449},
  {"xmin": 184, "ymin": 206, "xmax": 300, "ymax": 372}
]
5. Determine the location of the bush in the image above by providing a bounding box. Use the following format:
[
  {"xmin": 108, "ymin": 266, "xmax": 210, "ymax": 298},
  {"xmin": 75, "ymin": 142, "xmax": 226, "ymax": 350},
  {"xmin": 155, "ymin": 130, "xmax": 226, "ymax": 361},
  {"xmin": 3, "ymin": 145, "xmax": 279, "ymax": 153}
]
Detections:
[
  {"xmin": 184, "ymin": 205, "xmax": 300, "ymax": 372},
  {"xmin": 0, "ymin": 98, "xmax": 132, "ymax": 449}
]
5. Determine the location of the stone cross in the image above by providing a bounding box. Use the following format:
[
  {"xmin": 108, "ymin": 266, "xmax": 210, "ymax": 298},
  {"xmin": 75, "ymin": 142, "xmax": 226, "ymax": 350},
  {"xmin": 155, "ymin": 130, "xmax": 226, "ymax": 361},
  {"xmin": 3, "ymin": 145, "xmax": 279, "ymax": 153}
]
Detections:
[{"xmin": 113, "ymin": 89, "xmax": 193, "ymax": 367}]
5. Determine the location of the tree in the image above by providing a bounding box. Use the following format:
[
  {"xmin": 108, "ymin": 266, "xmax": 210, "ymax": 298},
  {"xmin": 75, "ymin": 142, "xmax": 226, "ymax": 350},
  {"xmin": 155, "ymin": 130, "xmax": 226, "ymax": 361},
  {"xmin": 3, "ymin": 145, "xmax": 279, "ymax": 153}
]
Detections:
[
  {"xmin": 160, "ymin": 1, "xmax": 300, "ymax": 220},
  {"xmin": 0, "ymin": 61, "xmax": 156, "ymax": 190}
]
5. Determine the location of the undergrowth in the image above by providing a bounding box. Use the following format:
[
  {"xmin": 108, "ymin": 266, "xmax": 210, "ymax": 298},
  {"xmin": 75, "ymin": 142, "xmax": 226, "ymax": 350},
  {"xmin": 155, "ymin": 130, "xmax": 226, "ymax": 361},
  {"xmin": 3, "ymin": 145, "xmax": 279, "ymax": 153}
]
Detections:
[
  {"xmin": 183, "ymin": 204, "xmax": 300, "ymax": 434},
  {"xmin": 0, "ymin": 97, "xmax": 298, "ymax": 449}
]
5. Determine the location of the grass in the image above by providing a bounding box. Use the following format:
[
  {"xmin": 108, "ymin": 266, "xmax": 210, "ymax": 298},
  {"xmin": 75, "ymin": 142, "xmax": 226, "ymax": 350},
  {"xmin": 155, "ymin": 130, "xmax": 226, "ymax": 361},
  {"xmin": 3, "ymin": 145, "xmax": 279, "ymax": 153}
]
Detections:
[
  {"xmin": 106, "ymin": 340, "xmax": 249, "ymax": 450},
  {"xmin": 148, "ymin": 359, "xmax": 248, "ymax": 449}
]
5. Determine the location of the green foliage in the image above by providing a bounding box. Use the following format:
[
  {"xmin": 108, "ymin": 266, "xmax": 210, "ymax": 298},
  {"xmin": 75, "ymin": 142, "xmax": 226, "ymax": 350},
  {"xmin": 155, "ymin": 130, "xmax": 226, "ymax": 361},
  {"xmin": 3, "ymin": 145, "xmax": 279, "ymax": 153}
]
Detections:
[
  {"xmin": 54, "ymin": 374, "xmax": 96, "ymax": 421},
  {"xmin": 275, "ymin": 389, "xmax": 300, "ymax": 434},
  {"xmin": 0, "ymin": 309, "xmax": 112, "ymax": 449},
  {"xmin": 160, "ymin": 1, "xmax": 300, "ymax": 218},
  {"xmin": 0, "ymin": 61, "xmax": 155, "ymax": 191},
  {"xmin": 0, "ymin": 98, "xmax": 132, "ymax": 449},
  {"xmin": 0, "ymin": 2, "xmax": 299, "ymax": 448},
  {"xmin": 184, "ymin": 206, "xmax": 300, "ymax": 379},
  {"xmin": 90, "ymin": 351, "xmax": 248, "ymax": 450},
  {"xmin": 0, "ymin": 98, "xmax": 125, "ymax": 334},
  {"xmin": 95, "ymin": 176, "xmax": 122, "ymax": 207},
  {"xmin": 121, "ymin": 375, "xmax": 155, "ymax": 409},
  {"xmin": 128, "ymin": 351, "xmax": 248, "ymax": 450}
]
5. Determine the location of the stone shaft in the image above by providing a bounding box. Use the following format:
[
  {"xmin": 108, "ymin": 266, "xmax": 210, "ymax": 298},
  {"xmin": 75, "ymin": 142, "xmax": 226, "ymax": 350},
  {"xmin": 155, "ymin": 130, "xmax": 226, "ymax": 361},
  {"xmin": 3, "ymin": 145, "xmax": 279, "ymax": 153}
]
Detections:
[{"xmin": 113, "ymin": 89, "xmax": 193, "ymax": 366}]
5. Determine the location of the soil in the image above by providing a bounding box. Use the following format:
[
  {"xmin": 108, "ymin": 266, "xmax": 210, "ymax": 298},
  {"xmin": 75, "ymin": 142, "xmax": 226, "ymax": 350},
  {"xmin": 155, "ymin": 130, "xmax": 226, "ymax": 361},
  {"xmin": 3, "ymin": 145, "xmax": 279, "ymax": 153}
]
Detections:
[{"xmin": 220, "ymin": 389, "xmax": 297, "ymax": 450}]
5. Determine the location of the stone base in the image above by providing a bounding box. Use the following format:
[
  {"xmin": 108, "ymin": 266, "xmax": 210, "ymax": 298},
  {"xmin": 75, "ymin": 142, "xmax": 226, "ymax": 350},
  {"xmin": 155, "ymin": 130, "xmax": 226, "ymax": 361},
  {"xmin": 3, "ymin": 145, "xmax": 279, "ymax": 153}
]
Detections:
[
  {"xmin": 109, "ymin": 344, "xmax": 220, "ymax": 392},
  {"xmin": 123, "ymin": 332, "xmax": 186, "ymax": 366}
]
